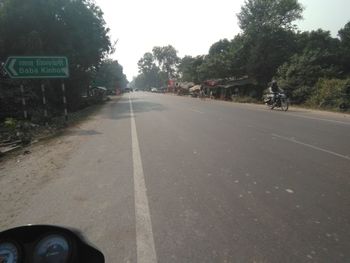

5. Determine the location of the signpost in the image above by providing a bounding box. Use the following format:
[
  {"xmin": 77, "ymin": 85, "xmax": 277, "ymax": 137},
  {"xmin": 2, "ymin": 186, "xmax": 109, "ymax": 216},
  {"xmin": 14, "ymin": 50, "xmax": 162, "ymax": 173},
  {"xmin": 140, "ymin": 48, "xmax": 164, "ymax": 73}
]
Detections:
[
  {"xmin": 4, "ymin": 56, "xmax": 69, "ymax": 79},
  {"xmin": 4, "ymin": 56, "xmax": 69, "ymax": 123}
]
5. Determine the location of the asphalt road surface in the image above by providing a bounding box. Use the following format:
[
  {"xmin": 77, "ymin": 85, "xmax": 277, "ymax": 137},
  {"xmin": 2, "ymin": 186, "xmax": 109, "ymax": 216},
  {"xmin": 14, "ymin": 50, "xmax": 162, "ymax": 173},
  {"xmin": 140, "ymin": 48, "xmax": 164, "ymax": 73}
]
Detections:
[{"xmin": 2, "ymin": 92, "xmax": 350, "ymax": 262}]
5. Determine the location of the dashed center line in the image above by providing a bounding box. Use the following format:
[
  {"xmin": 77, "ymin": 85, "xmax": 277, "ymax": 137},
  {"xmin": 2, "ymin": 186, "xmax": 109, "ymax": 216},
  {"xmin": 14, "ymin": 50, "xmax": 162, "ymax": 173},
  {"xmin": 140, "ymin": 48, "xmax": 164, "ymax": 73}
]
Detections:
[
  {"xmin": 284, "ymin": 113, "xmax": 350, "ymax": 126},
  {"xmin": 190, "ymin": 108, "xmax": 204, "ymax": 114},
  {"xmin": 272, "ymin": 133, "xmax": 350, "ymax": 161}
]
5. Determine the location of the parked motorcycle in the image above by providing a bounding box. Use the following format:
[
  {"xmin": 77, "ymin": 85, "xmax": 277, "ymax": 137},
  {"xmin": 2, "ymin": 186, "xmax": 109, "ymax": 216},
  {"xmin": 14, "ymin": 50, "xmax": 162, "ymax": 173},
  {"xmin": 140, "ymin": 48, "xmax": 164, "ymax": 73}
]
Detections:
[
  {"xmin": 0, "ymin": 225, "xmax": 104, "ymax": 263},
  {"xmin": 264, "ymin": 92, "xmax": 289, "ymax": 111}
]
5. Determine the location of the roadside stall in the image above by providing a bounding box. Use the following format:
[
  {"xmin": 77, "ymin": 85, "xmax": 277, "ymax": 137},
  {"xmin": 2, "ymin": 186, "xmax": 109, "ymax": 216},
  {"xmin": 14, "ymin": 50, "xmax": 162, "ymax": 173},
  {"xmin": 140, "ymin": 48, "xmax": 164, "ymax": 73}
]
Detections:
[{"xmin": 189, "ymin": 85, "xmax": 201, "ymax": 97}]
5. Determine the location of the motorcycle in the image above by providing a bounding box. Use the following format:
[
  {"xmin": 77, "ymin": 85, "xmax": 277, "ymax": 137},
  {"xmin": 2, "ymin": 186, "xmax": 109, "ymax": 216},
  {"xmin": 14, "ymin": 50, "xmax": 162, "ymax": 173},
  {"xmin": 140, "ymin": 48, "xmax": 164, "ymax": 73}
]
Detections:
[
  {"xmin": 264, "ymin": 92, "xmax": 289, "ymax": 111},
  {"xmin": 0, "ymin": 225, "xmax": 104, "ymax": 263}
]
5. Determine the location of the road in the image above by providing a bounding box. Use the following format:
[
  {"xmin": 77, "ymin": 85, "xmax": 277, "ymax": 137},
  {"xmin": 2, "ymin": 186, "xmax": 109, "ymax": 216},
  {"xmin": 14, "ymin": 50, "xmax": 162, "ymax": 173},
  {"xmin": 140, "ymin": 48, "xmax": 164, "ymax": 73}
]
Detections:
[{"xmin": 1, "ymin": 92, "xmax": 350, "ymax": 262}]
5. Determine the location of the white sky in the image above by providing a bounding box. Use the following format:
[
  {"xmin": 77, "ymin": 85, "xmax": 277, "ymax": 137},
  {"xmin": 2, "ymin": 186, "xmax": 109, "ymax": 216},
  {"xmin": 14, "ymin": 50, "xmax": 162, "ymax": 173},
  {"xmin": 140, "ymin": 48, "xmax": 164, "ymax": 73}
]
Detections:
[{"xmin": 94, "ymin": 0, "xmax": 350, "ymax": 80}]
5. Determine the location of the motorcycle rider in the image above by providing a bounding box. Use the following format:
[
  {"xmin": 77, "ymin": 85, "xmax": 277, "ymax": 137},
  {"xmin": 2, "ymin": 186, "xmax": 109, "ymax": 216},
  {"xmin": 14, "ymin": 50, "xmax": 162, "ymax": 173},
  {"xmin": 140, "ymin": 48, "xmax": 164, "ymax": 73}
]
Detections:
[{"xmin": 267, "ymin": 80, "xmax": 282, "ymax": 104}]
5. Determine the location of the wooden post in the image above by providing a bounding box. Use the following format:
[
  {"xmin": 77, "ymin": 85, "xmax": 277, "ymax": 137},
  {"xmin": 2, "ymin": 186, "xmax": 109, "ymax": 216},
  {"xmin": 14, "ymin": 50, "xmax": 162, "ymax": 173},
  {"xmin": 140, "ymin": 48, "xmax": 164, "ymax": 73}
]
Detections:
[
  {"xmin": 20, "ymin": 84, "xmax": 28, "ymax": 120},
  {"xmin": 62, "ymin": 82, "xmax": 68, "ymax": 122},
  {"xmin": 41, "ymin": 83, "xmax": 48, "ymax": 125}
]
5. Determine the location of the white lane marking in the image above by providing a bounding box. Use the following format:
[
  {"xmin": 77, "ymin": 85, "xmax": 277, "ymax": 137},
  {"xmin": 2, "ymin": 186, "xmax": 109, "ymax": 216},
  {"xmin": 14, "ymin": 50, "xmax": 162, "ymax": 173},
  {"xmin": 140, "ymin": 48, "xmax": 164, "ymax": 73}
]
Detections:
[
  {"xmin": 202, "ymin": 100, "xmax": 350, "ymax": 126},
  {"xmin": 190, "ymin": 108, "xmax": 204, "ymax": 114},
  {"xmin": 285, "ymin": 113, "xmax": 350, "ymax": 126},
  {"xmin": 285, "ymin": 189, "xmax": 294, "ymax": 194},
  {"xmin": 272, "ymin": 133, "xmax": 350, "ymax": 161},
  {"xmin": 129, "ymin": 95, "xmax": 158, "ymax": 263}
]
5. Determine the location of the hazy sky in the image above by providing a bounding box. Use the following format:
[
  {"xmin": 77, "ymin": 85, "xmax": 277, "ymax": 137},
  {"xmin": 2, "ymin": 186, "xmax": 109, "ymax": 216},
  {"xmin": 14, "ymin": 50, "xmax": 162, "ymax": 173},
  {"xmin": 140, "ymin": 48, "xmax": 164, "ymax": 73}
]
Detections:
[{"xmin": 94, "ymin": 0, "xmax": 350, "ymax": 80}]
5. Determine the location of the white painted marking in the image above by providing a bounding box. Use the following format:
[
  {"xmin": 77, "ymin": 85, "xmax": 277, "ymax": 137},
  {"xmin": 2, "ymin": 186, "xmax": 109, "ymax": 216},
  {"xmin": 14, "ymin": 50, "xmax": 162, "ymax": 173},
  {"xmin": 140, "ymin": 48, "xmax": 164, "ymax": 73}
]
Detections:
[
  {"xmin": 286, "ymin": 113, "xmax": 350, "ymax": 126},
  {"xmin": 272, "ymin": 133, "xmax": 350, "ymax": 161},
  {"xmin": 129, "ymin": 95, "xmax": 157, "ymax": 263},
  {"xmin": 285, "ymin": 189, "xmax": 294, "ymax": 194},
  {"xmin": 190, "ymin": 108, "xmax": 204, "ymax": 114}
]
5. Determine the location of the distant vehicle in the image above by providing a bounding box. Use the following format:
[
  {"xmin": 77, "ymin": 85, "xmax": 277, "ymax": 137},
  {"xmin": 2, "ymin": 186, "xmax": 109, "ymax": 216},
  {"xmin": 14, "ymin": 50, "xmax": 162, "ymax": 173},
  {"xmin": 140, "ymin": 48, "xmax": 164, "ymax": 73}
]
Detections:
[
  {"xmin": 151, "ymin": 88, "xmax": 158, "ymax": 93},
  {"xmin": 134, "ymin": 88, "xmax": 139, "ymax": 92}
]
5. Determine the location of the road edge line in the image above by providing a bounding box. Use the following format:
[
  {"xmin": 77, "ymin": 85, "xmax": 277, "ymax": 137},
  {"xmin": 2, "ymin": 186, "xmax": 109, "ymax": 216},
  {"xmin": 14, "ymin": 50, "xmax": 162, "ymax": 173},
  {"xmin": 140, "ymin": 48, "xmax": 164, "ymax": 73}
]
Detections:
[{"xmin": 129, "ymin": 95, "xmax": 158, "ymax": 263}]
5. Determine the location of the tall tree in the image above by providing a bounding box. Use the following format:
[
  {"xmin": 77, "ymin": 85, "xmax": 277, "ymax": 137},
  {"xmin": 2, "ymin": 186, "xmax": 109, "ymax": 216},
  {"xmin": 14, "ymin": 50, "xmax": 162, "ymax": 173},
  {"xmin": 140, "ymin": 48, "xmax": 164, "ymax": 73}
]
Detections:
[
  {"xmin": 236, "ymin": 0, "xmax": 303, "ymax": 87},
  {"xmin": 152, "ymin": 45, "xmax": 179, "ymax": 79},
  {"xmin": 0, "ymin": 0, "xmax": 112, "ymax": 112},
  {"xmin": 276, "ymin": 29, "xmax": 344, "ymax": 103},
  {"xmin": 178, "ymin": 55, "xmax": 204, "ymax": 83},
  {"xmin": 338, "ymin": 21, "xmax": 350, "ymax": 74},
  {"xmin": 137, "ymin": 52, "xmax": 157, "ymax": 74},
  {"xmin": 208, "ymin": 39, "xmax": 231, "ymax": 56},
  {"xmin": 237, "ymin": 0, "xmax": 303, "ymax": 32},
  {"xmin": 136, "ymin": 52, "xmax": 162, "ymax": 89},
  {"xmin": 94, "ymin": 59, "xmax": 128, "ymax": 91}
]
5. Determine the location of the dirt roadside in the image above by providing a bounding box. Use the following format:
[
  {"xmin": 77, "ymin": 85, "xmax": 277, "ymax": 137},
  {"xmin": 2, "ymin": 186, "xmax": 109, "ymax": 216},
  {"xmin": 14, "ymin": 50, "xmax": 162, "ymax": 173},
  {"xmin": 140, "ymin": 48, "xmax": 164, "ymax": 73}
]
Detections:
[{"xmin": 0, "ymin": 98, "xmax": 118, "ymax": 228}]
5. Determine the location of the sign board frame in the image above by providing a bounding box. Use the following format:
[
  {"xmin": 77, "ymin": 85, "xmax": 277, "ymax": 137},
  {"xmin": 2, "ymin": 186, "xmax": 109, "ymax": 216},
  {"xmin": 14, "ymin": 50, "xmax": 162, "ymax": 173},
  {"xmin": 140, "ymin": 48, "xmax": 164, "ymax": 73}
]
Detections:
[{"xmin": 4, "ymin": 56, "xmax": 69, "ymax": 79}]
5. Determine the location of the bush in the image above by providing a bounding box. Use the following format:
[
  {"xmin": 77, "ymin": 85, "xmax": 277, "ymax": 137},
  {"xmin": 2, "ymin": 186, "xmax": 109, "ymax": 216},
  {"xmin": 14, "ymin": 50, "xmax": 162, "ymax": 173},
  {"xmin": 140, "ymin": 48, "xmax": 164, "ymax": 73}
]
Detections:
[
  {"xmin": 291, "ymin": 85, "xmax": 315, "ymax": 104},
  {"xmin": 232, "ymin": 96, "xmax": 259, "ymax": 104},
  {"xmin": 4, "ymin": 118, "xmax": 18, "ymax": 131},
  {"xmin": 308, "ymin": 78, "xmax": 350, "ymax": 110}
]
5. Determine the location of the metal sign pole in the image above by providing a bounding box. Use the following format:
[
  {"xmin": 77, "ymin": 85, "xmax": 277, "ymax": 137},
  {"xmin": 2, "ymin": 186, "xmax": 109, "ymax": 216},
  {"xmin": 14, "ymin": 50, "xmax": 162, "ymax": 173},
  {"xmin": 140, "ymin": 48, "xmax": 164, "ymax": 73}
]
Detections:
[
  {"xmin": 62, "ymin": 82, "xmax": 68, "ymax": 122},
  {"xmin": 20, "ymin": 84, "xmax": 28, "ymax": 120},
  {"xmin": 41, "ymin": 83, "xmax": 48, "ymax": 126}
]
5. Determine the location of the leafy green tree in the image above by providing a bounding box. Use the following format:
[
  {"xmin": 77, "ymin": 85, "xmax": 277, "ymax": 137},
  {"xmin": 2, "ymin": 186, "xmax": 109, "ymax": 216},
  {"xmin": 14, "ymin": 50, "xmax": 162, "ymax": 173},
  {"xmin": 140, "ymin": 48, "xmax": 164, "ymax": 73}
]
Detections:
[
  {"xmin": 178, "ymin": 55, "xmax": 204, "ymax": 83},
  {"xmin": 152, "ymin": 45, "xmax": 179, "ymax": 79},
  {"xmin": 137, "ymin": 52, "xmax": 157, "ymax": 74},
  {"xmin": 198, "ymin": 39, "xmax": 236, "ymax": 80},
  {"xmin": 94, "ymin": 59, "xmax": 128, "ymax": 91},
  {"xmin": 338, "ymin": 21, "xmax": 350, "ymax": 74},
  {"xmin": 339, "ymin": 22, "xmax": 350, "ymax": 48},
  {"xmin": 0, "ymin": 0, "xmax": 112, "ymax": 113},
  {"xmin": 237, "ymin": 0, "xmax": 303, "ymax": 87},
  {"xmin": 237, "ymin": 0, "xmax": 303, "ymax": 32},
  {"xmin": 276, "ymin": 29, "xmax": 343, "ymax": 103},
  {"xmin": 208, "ymin": 39, "xmax": 231, "ymax": 56},
  {"xmin": 136, "ymin": 52, "xmax": 163, "ymax": 89}
]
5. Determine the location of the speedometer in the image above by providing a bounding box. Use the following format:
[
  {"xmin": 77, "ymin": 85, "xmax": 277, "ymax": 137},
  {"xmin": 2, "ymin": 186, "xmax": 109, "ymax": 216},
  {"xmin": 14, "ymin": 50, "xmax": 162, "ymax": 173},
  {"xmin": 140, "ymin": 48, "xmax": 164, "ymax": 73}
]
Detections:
[
  {"xmin": 0, "ymin": 242, "xmax": 18, "ymax": 263},
  {"xmin": 33, "ymin": 234, "xmax": 70, "ymax": 263}
]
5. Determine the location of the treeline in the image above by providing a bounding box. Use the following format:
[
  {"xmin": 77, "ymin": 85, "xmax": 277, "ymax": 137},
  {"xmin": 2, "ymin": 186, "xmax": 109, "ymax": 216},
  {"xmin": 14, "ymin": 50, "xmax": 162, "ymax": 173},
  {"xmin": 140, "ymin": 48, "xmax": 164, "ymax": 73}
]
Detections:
[
  {"xmin": 133, "ymin": 0, "xmax": 350, "ymax": 110},
  {"xmin": 0, "ymin": 0, "xmax": 128, "ymax": 121},
  {"xmin": 131, "ymin": 45, "xmax": 180, "ymax": 91}
]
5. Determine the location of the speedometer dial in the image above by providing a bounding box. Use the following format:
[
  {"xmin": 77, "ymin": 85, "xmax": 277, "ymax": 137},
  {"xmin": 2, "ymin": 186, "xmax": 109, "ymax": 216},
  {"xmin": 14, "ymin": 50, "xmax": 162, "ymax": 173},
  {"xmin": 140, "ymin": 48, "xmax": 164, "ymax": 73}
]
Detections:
[
  {"xmin": 33, "ymin": 234, "xmax": 70, "ymax": 263},
  {"xmin": 0, "ymin": 242, "xmax": 18, "ymax": 263}
]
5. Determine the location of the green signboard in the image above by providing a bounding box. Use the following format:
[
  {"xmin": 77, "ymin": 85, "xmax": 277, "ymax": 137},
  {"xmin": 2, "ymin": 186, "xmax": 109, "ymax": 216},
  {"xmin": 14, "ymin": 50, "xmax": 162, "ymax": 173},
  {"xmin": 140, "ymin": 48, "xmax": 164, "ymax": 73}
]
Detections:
[{"xmin": 4, "ymin": 56, "xmax": 69, "ymax": 79}]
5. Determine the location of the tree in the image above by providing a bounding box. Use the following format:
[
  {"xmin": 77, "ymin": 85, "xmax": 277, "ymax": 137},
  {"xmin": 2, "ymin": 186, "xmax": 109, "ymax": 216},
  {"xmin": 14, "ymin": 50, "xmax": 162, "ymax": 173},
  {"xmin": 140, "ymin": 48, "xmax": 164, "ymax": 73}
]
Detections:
[
  {"xmin": 0, "ymin": 0, "xmax": 112, "ymax": 113},
  {"xmin": 178, "ymin": 55, "xmax": 204, "ymax": 83},
  {"xmin": 338, "ymin": 21, "xmax": 350, "ymax": 74},
  {"xmin": 276, "ymin": 28, "xmax": 344, "ymax": 103},
  {"xmin": 339, "ymin": 21, "xmax": 350, "ymax": 48},
  {"xmin": 237, "ymin": 0, "xmax": 303, "ymax": 32},
  {"xmin": 236, "ymin": 0, "xmax": 303, "ymax": 87},
  {"xmin": 136, "ymin": 52, "xmax": 163, "ymax": 89},
  {"xmin": 137, "ymin": 52, "xmax": 157, "ymax": 74},
  {"xmin": 152, "ymin": 45, "xmax": 179, "ymax": 79},
  {"xmin": 209, "ymin": 39, "xmax": 231, "ymax": 56},
  {"xmin": 276, "ymin": 49, "xmax": 342, "ymax": 103},
  {"xmin": 94, "ymin": 59, "xmax": 128, "ymax": 91}
]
